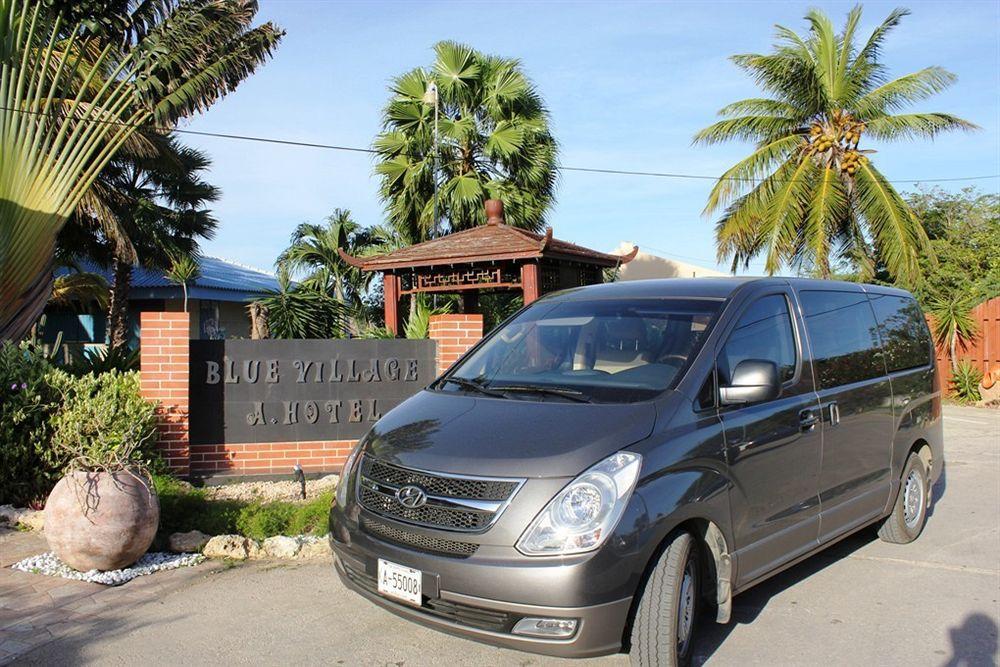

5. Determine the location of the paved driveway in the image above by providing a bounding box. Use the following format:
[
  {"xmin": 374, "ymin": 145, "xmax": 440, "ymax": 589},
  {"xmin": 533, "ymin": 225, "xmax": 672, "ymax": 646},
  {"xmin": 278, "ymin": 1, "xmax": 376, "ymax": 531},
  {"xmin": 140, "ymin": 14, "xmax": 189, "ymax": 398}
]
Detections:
[{"xmin": 5, "ymin": 405, "xmax": 999, "ymax": 665}]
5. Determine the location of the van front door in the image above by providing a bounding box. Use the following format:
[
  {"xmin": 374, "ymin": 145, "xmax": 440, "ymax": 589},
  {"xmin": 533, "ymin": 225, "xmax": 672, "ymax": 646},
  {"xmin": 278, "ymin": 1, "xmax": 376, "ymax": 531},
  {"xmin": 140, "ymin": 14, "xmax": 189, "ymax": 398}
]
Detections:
[
  {"xmin": 716, "ymin": 291, "xmax": 823, "ymax": 588},
  {"xmin": 797, "ymin": 290, "xmax": 894, "ymax": 542}
]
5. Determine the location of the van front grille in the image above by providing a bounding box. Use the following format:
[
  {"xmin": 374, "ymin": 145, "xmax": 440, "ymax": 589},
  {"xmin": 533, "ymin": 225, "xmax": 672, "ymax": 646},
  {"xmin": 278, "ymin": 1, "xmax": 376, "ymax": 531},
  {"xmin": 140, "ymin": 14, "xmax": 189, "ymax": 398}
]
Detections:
[{"xmin": 356, "ymin": 456, "xmax": 522, "ymax": 533}]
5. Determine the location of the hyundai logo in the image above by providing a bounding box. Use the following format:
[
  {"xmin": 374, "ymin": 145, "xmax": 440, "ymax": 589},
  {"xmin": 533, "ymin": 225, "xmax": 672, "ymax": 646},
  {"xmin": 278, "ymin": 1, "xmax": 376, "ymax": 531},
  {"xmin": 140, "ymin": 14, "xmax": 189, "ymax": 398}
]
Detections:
[{"xmin": 396, "ymin": 485, "xmax": 428, "ymax": 508}]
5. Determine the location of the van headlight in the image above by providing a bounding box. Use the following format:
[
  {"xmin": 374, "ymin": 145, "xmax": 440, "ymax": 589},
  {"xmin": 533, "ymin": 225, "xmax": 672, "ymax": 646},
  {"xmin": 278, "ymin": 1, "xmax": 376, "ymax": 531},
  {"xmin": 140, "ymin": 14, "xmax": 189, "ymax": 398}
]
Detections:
[
  {"xmin": 335, "ymin": 439, "xmax": 367, "ymax": 508},
  {"xmin": 516, "ymin": 451, "xmax": 642, "ymax": 556}
]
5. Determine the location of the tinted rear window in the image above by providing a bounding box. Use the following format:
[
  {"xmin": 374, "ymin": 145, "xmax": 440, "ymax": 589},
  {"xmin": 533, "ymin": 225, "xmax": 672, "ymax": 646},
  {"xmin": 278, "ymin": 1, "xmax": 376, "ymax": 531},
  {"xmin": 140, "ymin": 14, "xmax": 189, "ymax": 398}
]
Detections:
[
  {"xmin": 799, "ymin": 290, "xmax": 883, "ymax": 389},
  {"xmin": 868, "ymin": 294, "xmax": 932, "ymax": 372}
]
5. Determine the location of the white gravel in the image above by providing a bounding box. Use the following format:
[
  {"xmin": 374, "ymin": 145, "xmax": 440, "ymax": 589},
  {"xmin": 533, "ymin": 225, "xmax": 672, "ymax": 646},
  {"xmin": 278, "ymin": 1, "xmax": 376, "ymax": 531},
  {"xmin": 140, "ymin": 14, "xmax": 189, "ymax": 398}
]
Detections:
[{"xmin": 11, "ymin": 551, "xmax": 204, "ymax": 586}]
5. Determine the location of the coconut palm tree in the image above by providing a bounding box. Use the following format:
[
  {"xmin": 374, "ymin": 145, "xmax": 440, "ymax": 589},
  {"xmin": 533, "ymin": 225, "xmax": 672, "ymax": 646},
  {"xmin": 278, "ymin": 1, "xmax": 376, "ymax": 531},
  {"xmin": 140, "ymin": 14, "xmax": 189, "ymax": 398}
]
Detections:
[
  {"xmin": 0, "ymin": 0, "xmax": 282, "ymax": 341},
  {"xmin": 694, "ymin": 6, "xmax": 977, "ymax": 284},
  {"xmin": 374, "ymin": 41, "xmax": 558, "ymax": 241},
  {"xmin": 275, "ymin": 209, "xmax": 377, "ymax": 334}
]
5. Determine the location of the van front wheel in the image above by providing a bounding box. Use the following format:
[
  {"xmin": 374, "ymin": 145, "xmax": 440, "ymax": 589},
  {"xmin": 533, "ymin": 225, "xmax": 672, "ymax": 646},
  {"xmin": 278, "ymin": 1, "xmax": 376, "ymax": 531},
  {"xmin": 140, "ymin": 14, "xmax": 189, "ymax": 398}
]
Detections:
[
  {"xmin": 878, "ymin": 452, "xmax": 929, "ymax": 544},
  {"xmin": 629, "ymin": 532, "xmax": 700, "ymax": 667}
]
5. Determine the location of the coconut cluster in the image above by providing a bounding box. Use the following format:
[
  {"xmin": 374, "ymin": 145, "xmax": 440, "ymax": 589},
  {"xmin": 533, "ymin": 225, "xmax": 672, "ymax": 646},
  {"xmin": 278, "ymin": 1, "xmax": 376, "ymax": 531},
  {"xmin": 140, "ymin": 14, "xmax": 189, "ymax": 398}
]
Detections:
[{"xmin": 805, "ymin": 110, "xmax": 869, "ymax": 175}]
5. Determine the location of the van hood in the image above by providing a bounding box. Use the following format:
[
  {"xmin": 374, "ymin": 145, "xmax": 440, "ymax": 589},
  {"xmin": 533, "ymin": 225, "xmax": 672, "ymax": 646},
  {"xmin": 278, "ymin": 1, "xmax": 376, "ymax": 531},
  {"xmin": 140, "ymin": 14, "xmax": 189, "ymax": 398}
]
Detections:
[{"xmin": 362, "ymin": 389, "xmax": 657, "ymax": 478}]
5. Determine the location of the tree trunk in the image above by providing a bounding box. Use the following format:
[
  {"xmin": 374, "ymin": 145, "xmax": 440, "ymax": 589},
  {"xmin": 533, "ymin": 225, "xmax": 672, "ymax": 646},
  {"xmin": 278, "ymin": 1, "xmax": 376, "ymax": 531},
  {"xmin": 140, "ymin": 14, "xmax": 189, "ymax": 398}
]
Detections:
[
  {"xmin": 950, "ymin": 329, "xmax": 958, "ymax": 373},
  {"xmin": 182, "ymin": 283, "xmax": 188, "ymax": 313},
  {"xmin": 107, "ymin": 259, "xmax": 132, "ymax": 350}
]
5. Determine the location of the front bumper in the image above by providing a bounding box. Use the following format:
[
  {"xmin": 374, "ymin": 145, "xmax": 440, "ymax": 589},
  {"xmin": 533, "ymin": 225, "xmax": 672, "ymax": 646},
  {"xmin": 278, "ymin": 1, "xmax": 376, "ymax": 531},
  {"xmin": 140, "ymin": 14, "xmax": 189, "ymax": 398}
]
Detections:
[{"xmin": 333, "ymin": 545, "xmax": 632, "ymax": 658}]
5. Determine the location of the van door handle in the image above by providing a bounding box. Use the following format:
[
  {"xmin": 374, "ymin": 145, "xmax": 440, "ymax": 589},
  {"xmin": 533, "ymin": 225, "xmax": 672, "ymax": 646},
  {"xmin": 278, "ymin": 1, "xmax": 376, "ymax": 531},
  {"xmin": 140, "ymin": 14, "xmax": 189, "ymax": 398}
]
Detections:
[
  {"xmin": 799, "ymin": 409, "xmax": 819, "ymax": 431},
  {"xmin": 828, "ymin": 401, "xmax": 840, "ymax": 426}
]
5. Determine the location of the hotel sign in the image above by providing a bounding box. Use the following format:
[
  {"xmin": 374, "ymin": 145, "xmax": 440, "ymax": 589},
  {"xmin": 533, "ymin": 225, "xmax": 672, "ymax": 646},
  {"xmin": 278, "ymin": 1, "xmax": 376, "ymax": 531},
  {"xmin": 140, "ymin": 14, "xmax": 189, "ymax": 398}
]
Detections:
[{"xmin": 189, "ymin": 339, "xmax": 436, "ymax": 444}]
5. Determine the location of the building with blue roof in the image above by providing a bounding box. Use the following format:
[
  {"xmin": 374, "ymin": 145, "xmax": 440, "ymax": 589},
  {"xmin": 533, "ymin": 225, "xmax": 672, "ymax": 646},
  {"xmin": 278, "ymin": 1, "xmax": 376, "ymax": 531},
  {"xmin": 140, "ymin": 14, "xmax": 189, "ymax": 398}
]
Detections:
[{"xmin": 46, "ymin": 257, "xmax": 280, "ymax": 350}]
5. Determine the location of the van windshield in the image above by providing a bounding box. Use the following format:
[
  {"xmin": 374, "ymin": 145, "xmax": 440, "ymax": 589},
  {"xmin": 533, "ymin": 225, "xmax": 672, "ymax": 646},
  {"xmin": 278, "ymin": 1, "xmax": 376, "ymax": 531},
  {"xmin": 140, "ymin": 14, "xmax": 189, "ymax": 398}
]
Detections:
[{"xmin": 438, "ymin": 298, "xmax": 722, "ymax": 403}]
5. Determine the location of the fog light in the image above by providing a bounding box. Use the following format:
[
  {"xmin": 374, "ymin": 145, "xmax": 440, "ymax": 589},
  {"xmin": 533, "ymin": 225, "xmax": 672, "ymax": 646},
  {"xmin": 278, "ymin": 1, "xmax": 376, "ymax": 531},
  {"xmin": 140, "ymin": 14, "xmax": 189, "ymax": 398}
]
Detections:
[{"xmin": 511, "ymin": 617, "xmax": 578, "ymax": 638}]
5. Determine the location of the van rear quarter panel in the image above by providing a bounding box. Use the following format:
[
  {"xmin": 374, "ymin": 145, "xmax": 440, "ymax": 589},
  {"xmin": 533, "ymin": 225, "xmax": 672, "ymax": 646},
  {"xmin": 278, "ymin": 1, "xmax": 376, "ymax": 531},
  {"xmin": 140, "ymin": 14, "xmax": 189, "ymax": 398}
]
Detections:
[{"xmin": 886, "ymin": 365, "xmax": 944, "ymax": 507}]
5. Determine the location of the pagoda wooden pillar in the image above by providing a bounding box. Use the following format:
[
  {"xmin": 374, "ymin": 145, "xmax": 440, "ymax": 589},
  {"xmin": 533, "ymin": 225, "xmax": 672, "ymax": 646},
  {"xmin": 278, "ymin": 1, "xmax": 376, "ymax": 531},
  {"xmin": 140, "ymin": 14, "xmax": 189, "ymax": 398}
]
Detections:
[
  {"xmin": 384, "ymin": 273, "xmax": 400, "ymax": 336},
  {"xmin": 521, "ymin": 262, "xmax": 540, "ymax": 304}
]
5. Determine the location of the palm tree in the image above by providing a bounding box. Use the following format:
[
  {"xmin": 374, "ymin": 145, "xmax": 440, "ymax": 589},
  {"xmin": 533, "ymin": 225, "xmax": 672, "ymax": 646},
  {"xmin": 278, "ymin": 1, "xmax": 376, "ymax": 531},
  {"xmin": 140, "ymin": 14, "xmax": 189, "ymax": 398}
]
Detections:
[
  {"xmin": 926, "ymin": 293, "xmax": 979, "ymax": 372},
  {"xmin": 275, "ymin": 209, "xmax": 377, "ymax": 335},
  {"xmin": 694, "ymin": 6, "xmax": 977, "ymax": 284},
  {"xmin": 0, "ymin": 0, "xmax": 282, "ymax": 341},
  {"xmin": 374, "ymin": 41, "xmax": 558, "ymax": 242},
  {"xmin": 255, "ymin": 268, "xmax": 347, "ymax": 340},
  {"xmin": 165, "ymin": 254, "xmax": 201, "ymax": 313},
  {"xmin": 65, "ymin": 133, "xmax": 220, "ymax": 348},
  {"xmin": 48, "ymin": 272, "xmax": 109, "ymax": 311}
]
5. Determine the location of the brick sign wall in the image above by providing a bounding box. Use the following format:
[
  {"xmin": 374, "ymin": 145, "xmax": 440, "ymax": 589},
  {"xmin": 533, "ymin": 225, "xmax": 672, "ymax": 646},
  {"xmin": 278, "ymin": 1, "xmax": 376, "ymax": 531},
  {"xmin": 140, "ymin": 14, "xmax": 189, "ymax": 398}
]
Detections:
[{"xmin": 140, "ymin": 312, "xmax": 483, "ymax": 478}]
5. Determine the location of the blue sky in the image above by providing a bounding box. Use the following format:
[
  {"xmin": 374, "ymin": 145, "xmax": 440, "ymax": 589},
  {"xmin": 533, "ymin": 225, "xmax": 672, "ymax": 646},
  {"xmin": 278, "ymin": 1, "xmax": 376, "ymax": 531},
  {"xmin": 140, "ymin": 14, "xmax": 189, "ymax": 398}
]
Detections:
[{"xmin": 182, "ymin": 0, "xmax": 1000, "ymax": 275}]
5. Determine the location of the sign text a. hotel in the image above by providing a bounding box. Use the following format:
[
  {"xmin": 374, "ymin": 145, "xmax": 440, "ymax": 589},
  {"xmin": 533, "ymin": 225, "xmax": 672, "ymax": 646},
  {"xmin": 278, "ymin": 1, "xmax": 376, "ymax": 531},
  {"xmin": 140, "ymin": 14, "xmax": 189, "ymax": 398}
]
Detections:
[{"xmin": 189, "ymin": 339, "xmax": 436, "ymax": 445}]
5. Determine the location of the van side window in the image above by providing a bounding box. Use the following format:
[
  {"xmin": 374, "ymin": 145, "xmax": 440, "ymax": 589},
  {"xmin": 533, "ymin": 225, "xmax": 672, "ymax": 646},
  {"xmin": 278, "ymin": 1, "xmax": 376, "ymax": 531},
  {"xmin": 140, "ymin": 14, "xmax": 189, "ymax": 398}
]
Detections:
[
  {"xmin": 718, "ymin": 295, "xmax": 797, "ymax": 386},
  {"xmin": 799, "ymin": 290, "xmax": 882, "ymax": 389},
  {"xmin": 868, "ymin": 295, "xmax": 933, "ymax": 372}
]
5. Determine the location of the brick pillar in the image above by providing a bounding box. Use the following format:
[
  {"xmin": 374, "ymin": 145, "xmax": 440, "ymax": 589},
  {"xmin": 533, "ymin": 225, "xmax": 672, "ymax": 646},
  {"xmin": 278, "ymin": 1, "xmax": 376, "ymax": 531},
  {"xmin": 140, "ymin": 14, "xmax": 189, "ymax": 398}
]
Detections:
[
  {"xmin": 139, "ymin": 312, "xmax": 191, "ymax": 476},
  {"xmin": 429, "ymin": 314, "xmax": 484, "ymax": 376}
]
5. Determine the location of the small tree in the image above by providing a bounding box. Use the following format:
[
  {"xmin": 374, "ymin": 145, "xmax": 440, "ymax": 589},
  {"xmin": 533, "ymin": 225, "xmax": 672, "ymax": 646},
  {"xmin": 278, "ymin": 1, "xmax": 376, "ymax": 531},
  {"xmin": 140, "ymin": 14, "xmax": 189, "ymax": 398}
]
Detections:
[
  {"xmin": 165, "ymin": 255, "xmax": 201, "ymax": 313},
  {"xmin": 926, "ymin": 294, "xmax": 979, "ymax": 372}
]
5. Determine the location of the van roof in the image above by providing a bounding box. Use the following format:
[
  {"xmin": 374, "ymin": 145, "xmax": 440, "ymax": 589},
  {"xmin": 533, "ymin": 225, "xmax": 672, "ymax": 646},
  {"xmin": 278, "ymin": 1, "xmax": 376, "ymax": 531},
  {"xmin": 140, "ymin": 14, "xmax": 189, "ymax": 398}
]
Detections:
[{"xmin": 547, "ymin": 277, "xmax": 914, "ymax": 301}]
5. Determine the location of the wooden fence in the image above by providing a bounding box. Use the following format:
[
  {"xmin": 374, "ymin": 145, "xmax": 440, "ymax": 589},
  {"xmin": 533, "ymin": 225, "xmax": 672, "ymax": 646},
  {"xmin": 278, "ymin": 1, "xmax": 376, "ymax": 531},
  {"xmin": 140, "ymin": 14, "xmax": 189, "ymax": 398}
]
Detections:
[{"xmin": 931, "ymin": 296, "xmax": 1000, "ymax": 388}]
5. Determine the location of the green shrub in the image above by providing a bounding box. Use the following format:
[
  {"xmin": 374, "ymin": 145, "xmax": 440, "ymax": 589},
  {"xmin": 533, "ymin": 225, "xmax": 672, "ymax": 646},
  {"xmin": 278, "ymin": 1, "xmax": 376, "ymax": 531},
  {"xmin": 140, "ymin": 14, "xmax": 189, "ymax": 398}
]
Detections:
[
  {"xmin": 951, "ymin": 360, "xmax": 983, "ymax": 404},
  {"xmin": 154, "ymin": 475, "xmax": 244, "ymax": 537},
  {"xmin": 153, "ymin": 474, "xmax": 332, "ymax": 541},
  {"xmin": 49, "ymin": 370, "xmax": 160, "ymax": 470},
  {"xmin": 0, "ymin": 342, "xmax": 67, "ymax": 506}
]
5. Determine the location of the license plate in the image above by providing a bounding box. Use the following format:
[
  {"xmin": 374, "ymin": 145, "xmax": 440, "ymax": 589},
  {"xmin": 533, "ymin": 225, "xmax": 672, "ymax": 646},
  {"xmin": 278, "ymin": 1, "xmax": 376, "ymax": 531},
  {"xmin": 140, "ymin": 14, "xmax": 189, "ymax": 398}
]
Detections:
[{"xmin": 377, "ymin": 558, "xmax": 422, "ymax": 606}]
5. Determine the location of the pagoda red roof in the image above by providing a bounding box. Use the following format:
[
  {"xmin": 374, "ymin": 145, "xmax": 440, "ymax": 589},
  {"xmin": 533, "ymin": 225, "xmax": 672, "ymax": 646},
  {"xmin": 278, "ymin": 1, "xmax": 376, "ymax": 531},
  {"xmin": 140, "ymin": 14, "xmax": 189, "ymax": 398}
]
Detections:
[{"xmin": 343, "ymin": 220, "xmax": 637, "ymax": 272}]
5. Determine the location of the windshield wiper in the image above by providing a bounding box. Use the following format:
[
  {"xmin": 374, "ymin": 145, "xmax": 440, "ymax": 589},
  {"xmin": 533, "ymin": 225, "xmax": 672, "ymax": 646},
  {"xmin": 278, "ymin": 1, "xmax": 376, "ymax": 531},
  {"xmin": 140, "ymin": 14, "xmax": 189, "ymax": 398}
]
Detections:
[
  {"xmin": 496, "ymin": 385, "xmax": 594, "ymax": 403},
  {"xmin": 437, "ymin": 376, "xmax": 508, "ymax": 398}
]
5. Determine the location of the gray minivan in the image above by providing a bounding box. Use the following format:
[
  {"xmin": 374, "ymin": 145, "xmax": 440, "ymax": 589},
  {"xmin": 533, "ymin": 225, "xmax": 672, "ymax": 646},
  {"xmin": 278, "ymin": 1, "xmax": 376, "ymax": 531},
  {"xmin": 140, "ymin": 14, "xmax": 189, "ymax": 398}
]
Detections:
[{"xmin": 330, "ymin": 277, "xmax": 943, "ymax": 666}]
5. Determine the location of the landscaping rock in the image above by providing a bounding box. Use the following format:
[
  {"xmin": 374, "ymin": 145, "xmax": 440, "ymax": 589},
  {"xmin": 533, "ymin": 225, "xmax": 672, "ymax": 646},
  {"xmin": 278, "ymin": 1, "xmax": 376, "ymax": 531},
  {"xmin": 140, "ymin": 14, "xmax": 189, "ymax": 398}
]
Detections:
[
  {"xmin": 168, "ymin": 530, "xmax": 211, "ymax": 553},
  {"xmin": 298, "ymin": 536, "xmax": 332, "ymax": 560},
  {"xmin": 263, "ymin": 535, "xmax": 301, "ymax": 559},
  {"xmin": 0, "ymin": 505, "xmax": 44, "ymax": 531},
  {"xmin": 203, "ymin": 535, "xmax": 254, "ymax": 560}
]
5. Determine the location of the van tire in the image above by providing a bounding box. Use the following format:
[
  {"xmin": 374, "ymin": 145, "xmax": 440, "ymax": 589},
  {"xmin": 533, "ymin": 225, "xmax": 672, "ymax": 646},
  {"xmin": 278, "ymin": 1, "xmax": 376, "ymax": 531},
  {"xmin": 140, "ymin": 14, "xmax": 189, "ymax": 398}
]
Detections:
[
  {"xmin": 878, "ymin": 452, "xmax": 929, "ymax": 544},
  {"xmin": 630, "ymin": 532, "xmax": 700, "ymax": 667}
]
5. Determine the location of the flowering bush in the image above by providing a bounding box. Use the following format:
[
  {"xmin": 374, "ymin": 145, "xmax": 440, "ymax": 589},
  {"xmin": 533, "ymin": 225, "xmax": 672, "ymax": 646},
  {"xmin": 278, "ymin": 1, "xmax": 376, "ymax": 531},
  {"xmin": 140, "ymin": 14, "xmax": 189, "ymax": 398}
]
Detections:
[
  {"xmin": 0, "ymin": 343, "xmax": 68, "ymax": 506},
  {"xmin": 0, "ymin": 342, "xmax": 161, "ymax": 506}
]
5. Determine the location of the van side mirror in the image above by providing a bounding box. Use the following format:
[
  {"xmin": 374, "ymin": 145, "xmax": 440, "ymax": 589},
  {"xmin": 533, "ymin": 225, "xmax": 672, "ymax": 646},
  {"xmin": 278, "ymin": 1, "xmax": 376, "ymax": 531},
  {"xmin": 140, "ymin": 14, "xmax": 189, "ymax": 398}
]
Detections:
[{"xmin": 719, "ymin": 359, "xmax": 781, "ymax": 406}]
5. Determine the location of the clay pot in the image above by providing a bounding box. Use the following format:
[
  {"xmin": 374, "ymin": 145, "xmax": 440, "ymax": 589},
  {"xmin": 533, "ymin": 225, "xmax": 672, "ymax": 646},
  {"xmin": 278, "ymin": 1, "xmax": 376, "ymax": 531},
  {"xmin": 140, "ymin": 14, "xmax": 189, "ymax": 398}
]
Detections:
[{"xmin": 45, "ymin": 470, "xmax": 159, "ymax": 571}]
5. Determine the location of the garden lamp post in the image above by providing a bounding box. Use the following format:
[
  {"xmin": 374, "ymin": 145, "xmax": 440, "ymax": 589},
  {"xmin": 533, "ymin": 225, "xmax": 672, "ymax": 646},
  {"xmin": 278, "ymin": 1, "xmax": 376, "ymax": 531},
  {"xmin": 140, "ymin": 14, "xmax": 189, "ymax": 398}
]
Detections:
[{"xmin": 422, "ymin": 82, "xmax": 440, "ymax": 239}]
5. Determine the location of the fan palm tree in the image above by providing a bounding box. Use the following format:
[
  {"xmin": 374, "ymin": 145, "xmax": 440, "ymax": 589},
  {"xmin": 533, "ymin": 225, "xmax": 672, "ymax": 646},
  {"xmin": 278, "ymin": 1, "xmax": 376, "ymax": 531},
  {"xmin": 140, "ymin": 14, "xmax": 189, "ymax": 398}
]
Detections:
[
  {"xmin": 275, "ymin": 209, "xmax": 377, "ymax": 335},
  {"xmin": 374, "ymin": 41, "xmax": 558, "ymax": 241},
  {"xmin": 0, "ymin": 0, "xmax": 282, "ymax": 341},
  {"xmin": 65, "ymin": 133, "xmax": 220, "ymax": 348},
  {"xmin": 694, "ymin": 6, "xmax": 977, "ymax": 284}
]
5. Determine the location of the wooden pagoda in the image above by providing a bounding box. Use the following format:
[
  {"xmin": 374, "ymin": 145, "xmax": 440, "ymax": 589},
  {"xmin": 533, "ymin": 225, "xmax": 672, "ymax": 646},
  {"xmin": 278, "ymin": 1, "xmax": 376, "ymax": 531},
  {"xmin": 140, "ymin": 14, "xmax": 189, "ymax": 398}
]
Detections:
[{"xmin": 339, "ymin": 200, "xmax": 638, "ymax": 335}]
